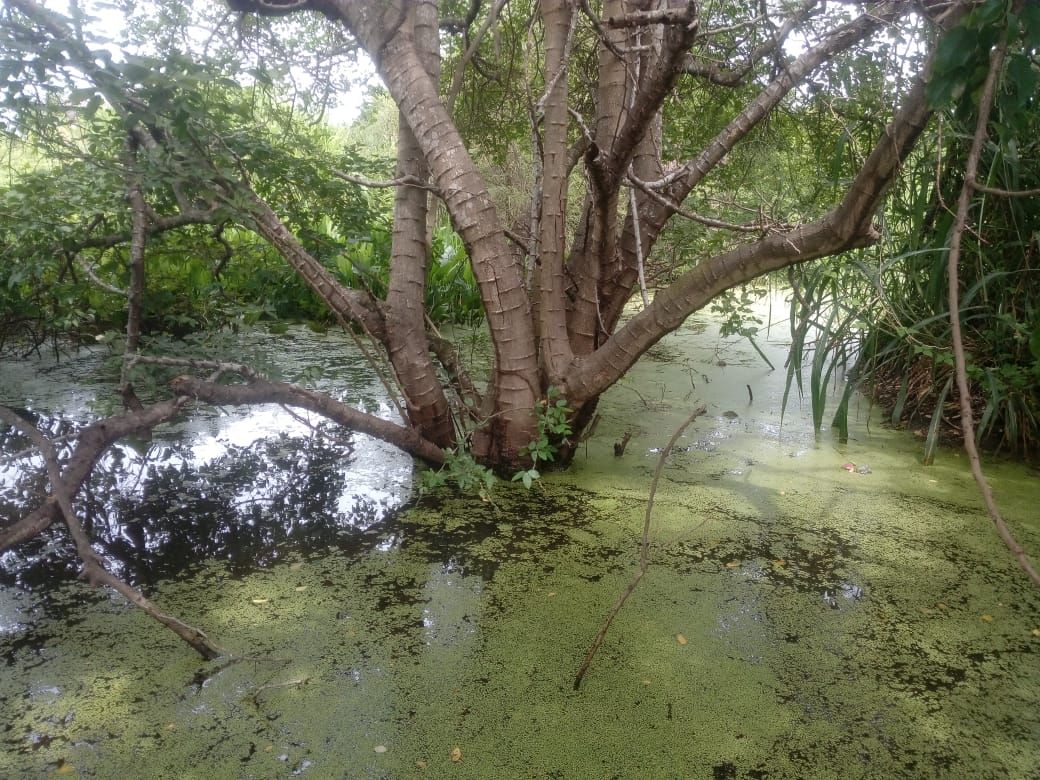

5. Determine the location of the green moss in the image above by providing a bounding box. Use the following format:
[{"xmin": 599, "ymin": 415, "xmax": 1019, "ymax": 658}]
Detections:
[{"xmin": 2, "ymin": 313, "xmax": 1038, "ymax": 777}]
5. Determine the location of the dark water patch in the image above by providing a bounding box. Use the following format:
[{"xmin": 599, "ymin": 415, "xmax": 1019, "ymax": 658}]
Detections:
[
  {"xmin": 1, "ymin": 426, "xmax": 389, "ymax": 591},
  {"xmin": 657, "ymin": 508, "xmax": 859, "ymax": 597}
]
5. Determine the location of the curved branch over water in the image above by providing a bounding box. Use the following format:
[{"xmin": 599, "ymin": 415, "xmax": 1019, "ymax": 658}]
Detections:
[{"xmin": 944, "ymin": 33, "xmax": 1040, "ymax": 588}]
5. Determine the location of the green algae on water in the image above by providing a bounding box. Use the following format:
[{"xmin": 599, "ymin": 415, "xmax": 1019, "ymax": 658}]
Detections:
[{"xmin": 1, "ymin": 311, "xmax": 1038, "ymax": 778}]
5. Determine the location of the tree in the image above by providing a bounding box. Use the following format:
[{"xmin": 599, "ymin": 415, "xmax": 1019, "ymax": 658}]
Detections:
[
  {"xmin": 187, "ymin": 0, "xmax": 949, "ymax": 468},
  {"xmin": 1, "ymin": 0, "xmax": 1002, "ymax": 652}
]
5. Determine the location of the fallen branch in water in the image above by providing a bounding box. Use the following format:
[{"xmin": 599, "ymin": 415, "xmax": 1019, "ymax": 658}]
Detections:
[
  {"xmin": 168, "ymin": 373, "xmax": 445, "ymax": 465},
  {"xmin": 0, "ymin": 396, "xmax": 190, "ymax": 551},
  {"xmin": 944, "ymin": 33, "xmax": 1039, "ymax": 588},
  {"xmin": 0, "ymin": 405, "xmax": 224, "ymax": 658},
  {"xmin": 573, "ymin": 404, "xmax": 706, "ymax": 690}
]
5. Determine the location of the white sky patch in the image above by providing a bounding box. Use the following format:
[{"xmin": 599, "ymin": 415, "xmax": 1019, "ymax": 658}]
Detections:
[{"xmin": 53, "ymin": 0, "xmax": 377, "ymax": 127}]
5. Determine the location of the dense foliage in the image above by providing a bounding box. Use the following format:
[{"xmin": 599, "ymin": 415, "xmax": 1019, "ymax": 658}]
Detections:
[{"xmin": 784, "ymin": 1, "xmax": 1040, "ymax": 455}]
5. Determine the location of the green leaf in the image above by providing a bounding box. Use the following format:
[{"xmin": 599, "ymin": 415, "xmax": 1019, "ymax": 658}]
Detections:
[{"xmin": 1021, "ymin": 4, "xmax": 1040, "ymax": 48}]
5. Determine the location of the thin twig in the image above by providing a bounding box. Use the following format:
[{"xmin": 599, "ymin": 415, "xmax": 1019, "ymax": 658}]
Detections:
[
  {"xmin": 625, "ymin": 172, "xmax": 773, "ymax": 233},
  {"xmin": 946, "ymin": 32, "xmax": 1040, "ymax": 587},
  {"xmin": 973, "ymin": 182, "xmax": 1040, "ymax": 198},
  {"xmin": 573, "ymin": 404, "xmax": 706, "ymax": 690},
  {"xmin": 629, "ymin": 180, "xmax": 650, "ymax": 307},
  {"xmin": 331, "ymin": 169, "xmax": 440, "ymax": 193}
]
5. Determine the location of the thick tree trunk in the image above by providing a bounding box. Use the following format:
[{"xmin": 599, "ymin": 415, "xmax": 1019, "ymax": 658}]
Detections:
[
  {"xmin": 331, "ymin": 4, "xmax": 542, "ymax": 468},
  {"xmin": 132, "ymin": 0, "xmax": 943, "ymax": 472},
  {"xmin": 534, "ymin": 0, "xmax": 575, "ymax": 384},
  {"xmin": 384, "ymin": 0, "xmax": 455, "ymax": 447}
]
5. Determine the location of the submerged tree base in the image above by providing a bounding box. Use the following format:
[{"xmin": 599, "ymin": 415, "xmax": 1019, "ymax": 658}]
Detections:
[{"xmin": 1, "ymin": 319, "xmax": 1038, "ymax": 778}]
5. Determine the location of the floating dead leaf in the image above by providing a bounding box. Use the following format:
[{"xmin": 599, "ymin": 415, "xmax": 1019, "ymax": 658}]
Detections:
[
  {"xmin": 546, "ymin": 591, "xmax": 556, "ymax": 598},
  {"xmin": 772, "ymin": 559, "xmax": 786, "ymax": 567},
  {"xmin": 642, "ymin": 678, "xmax": 652, "ymax": 686},
  {"xmin": 450, "ymin": 746, "xmax": 463, "ymax": 763},
  {"xmin": 294, "ymin": 586, "xmax": 308, "ymax": 592},
  {"xmin": 164, "ymin": 723, "xmax": 177, "ymax": 731},
  {"xmin": 1031, "ymin": 628, "xmax": 1040, "ymax": 637},
  {"xmin": 980, "ymin": 614, "xmax": 994, "ymax": 623},
  {"xmin": 56, "ymin": 761, "xmax": 75, "ymax": 775},
  {"xmin": 676, "ymin": 633, "xmax": 688, "ymax": 645},
  {"xmin": 936, "ymin": 602, "xmax": 949, "ymax": 610},
  {"xmin": 725, "ymin": 561, "xmax": 740, "ymax": 569},
  {"xmin": 779, "ymin": 490, "xmax": 786, "ymax": 496},
  {"xmin": 250, "ymin": 598, "xmax": 269, "ymax": 605},
  {"xmin": 264, "ymin": 745, "xmax": 273, "ymax": 753},
  {"xmin": 416, "ymin": 759, "xmax": 428, "ymax": 769},
  {"xmin": 918, "ymin": 606, "xmax": 933, "ymax": 615},
  {"xmin": 373, "ymin": 745, "xmax": 387, "ymax": 754},
  {"xmin": 289, "ymin": 562, "xmax": 303, "ymax": 571}
]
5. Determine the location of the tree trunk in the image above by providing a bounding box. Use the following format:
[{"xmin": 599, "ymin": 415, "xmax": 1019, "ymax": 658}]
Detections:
[
  {"xmin": 384, "ymin": 0, "xmax": 456, "ymax": 447},
  {"xmin": 336, "ymin": 6, "xmax": 542, "ymax": 468}
]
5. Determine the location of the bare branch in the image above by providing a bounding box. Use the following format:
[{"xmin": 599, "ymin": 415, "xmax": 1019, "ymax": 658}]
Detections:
[
  {"xmin": 945, "ymin": 33, "xmax": 1040, "ymax": 587},
  {"xmin": 605, "ymin": 7, "xmax": 700, "ymax": 29},
  {"xmin": 120, "ymin": 137, "xmax": 147, "ymax": 410},
  {"xmin": 660, "ymin": 3, "xmax": 904, "ymax": 198},
  {"xmin": 0, "ymin": 405, "xmax": 222, "ymax": 658},
  {"xmin": 332, "ymin": 169, "xmax": 441, "ymax": 193},
  {"xmin": 573, "ymin": 405, "xmax": 706, "ymax": 689},
  {"xmin": 625, "ymin": 173, "xmax": 770, "ymax": 233},
  {"xmin": 74, "ymin": 256, "xmax": 126, "ymax": 296},
  {"xmin": 170, "ymin": 374, "xmax": 445, "ymax": 464},
  {"xmin": 973, "ymin": 183, "xmax": 1040, "ymax": 198}
]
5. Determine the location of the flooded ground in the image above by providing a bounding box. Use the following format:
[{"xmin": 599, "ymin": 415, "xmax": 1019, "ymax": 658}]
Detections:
[{"xmin": 1, "ymin": 309, "xmax": 1038, "ymax": 778}]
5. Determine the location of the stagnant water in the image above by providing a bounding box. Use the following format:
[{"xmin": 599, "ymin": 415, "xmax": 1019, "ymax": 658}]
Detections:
[{"xmin": 1, "ymin": 312, "xmax": 1038, "ymax": 778}]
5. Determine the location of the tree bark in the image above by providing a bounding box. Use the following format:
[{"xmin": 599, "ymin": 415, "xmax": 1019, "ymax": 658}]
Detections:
[
  {"xmin": 535, "ymin": 0, "xmax": 575, "ymax": 383},
  {"xmin": 328, "ymin": 1, "xmax": 542, "ymax": 467},
  {"xmin": 384, "ymin": 0, "xmax": 456, "ymax": 447}
]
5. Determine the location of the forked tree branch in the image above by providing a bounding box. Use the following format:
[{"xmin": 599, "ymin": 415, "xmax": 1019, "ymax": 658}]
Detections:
[{"xmin": 566, "ymin": 61, "xmax": 934, "ymax": 402}]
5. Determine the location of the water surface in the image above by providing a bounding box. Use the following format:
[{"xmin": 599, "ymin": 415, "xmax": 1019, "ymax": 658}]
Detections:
[{"xmin": 1, "ymin": 315, "xmax": 1037, "ymax": 778}]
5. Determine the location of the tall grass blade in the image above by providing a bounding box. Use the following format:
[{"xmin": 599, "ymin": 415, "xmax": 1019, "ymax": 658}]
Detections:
[{"xmin": 922, "ymin": 375, "xmax": 953, "ymax": 466}]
